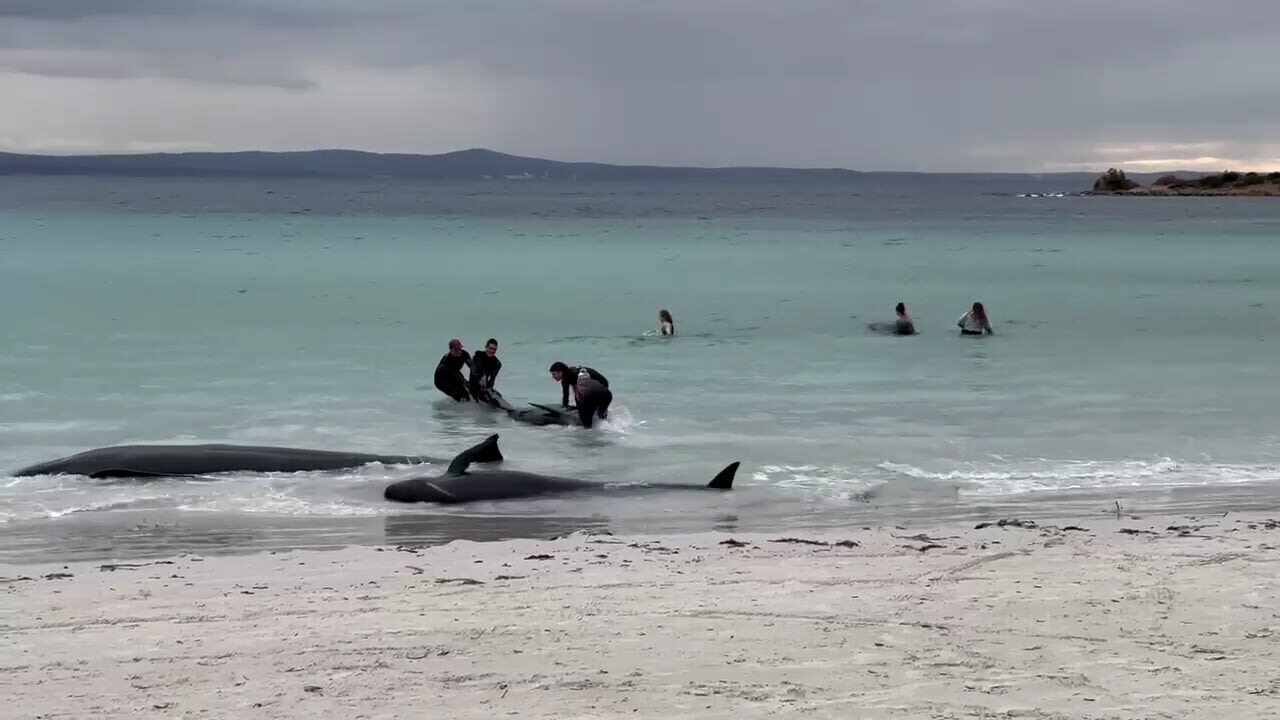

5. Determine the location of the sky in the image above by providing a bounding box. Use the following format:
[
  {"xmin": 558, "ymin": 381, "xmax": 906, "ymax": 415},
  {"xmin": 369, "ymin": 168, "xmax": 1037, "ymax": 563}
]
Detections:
[{"xmin": 1, "ymin": 0, "xmax": 1279, "ymax": 173}]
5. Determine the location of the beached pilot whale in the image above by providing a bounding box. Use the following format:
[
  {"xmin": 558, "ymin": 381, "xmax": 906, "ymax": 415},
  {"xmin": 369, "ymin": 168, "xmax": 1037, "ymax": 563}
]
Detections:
[
  {"xmin": 383, "ymin": 433, "xmax": 738, "ymax": 504},
  {"xmin": 12, "ymin": 437, "xmax": 505, "ymax": 480},
  {"xmin": 478, "ymin": 389, "xmax": 582, "ymax": 427}
]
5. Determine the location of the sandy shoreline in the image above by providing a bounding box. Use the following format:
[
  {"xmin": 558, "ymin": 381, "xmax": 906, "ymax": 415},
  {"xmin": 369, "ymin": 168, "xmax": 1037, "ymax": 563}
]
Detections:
[{"xmin": 4, "ymin": 511, "xmax": 1279, "ymax": 719}]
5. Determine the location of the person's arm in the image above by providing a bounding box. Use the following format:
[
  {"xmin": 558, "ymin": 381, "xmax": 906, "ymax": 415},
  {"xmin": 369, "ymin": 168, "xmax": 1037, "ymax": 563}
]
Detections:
[
  {"xmin": 592, "ymin": 369, "xmax": 610, "ymax": 388},
  {"xmin": 491, "ymin": 358, "xmax": 502, "ymax": 383},
  {"xmin": 561, "ymin": 378, "xmax": 571, "ymax": 407}
]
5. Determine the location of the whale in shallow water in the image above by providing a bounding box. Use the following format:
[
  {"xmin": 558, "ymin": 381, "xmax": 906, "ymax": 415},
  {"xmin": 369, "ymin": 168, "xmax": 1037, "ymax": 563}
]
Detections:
[
  {"xmin": 505, "ymin": 401, "xmax": 583, "ymax": 427},
  {"xmin": 12, "ymin": 438, "xmax": 505, "ymax": 479},
  {"xmin": 383, "ymin": 433, "xmax": 737, "ymax": 504},
  {"xmin": 475, "ymin": 390, "xmax": 582, "ymax": 427}
]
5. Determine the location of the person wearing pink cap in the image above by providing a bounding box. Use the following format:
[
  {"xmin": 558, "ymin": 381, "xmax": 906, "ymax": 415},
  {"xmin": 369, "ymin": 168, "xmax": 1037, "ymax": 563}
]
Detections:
[{"xmin": 433, "ymin": 338, "xmax": 474, "ymax": 402}]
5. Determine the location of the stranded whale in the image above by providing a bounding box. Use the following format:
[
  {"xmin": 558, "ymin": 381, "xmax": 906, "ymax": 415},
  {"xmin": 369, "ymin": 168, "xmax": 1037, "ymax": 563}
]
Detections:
[
  {"xmin": 383, "ymin": 433, "xmax": 737, "ymax": 504},
  {"xmin": 13, "ymin": 438, "xmax": 504, "ymax": 479},
  {"xmin": 476, "ymin": 389, "xmax": 582, "ymax": 427}
]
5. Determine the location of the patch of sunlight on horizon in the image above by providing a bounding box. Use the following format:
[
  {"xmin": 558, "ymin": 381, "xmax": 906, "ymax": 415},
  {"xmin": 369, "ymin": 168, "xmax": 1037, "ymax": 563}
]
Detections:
[{"xmin": 1044, "ymin": 156, "xmax": 1280, "ymax": 174}]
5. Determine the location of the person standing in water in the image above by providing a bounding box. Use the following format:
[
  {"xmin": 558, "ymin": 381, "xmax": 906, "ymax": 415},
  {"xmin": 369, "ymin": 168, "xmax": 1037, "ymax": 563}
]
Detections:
[
  {"xmin": 468, "ymin": 337, "xmax": 502, "ymax": 403},
  {"xmin": 549, "ymin": 361, "xmax": 609, "ymax": 408},
  {"xmin": 659, "ymin": 308, "xmax": 675, "ymax": 336},
  {"xmin": 574, "ymin": 368, "xmax": 613, "ymax": 428},
  {"xmin": 433, "ymin": 338, "xmax": 473, "ymax": 402},
  {"xmin": 893, "ymin": 302, "xmax": 916, "ymax": 335},
  {"xmin": 957, "ymin": 301, "xmax": 994, "ymax": 335}
]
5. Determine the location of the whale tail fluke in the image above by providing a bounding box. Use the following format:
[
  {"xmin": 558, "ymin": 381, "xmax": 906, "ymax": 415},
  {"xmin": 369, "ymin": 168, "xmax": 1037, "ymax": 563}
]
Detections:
[
  {"xmin": 447, "ymin": 434, "xmax": 501, "ymax": 476},
  {"xmin": 707, "ymin": 461, "xmax": 739, "ymax": 490}
]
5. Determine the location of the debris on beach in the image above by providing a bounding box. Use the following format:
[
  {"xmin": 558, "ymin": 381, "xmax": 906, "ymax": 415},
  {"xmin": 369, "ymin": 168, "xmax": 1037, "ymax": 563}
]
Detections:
[{"xmin": 974, "ymin": 518, "xmax": 1038, "ymax": 530}]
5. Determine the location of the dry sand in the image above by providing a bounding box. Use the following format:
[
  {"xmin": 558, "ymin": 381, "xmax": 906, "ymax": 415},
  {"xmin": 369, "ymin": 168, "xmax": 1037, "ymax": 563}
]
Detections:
[{"xmin": 3, "ymin": 511, "xmax": 1279, "ymax": 719}]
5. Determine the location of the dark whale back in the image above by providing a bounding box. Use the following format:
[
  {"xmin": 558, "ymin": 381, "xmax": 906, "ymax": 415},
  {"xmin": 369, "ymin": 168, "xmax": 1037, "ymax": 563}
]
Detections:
[
  {"xmin": 386, "ymin": 470, "xmax": 597, "ymax": 503},
  {"xmin": 480, "ymin": 390, "xmax": 582, "ymax": 427},
  {"xmin": 383, "ymin": 437, "xmax": 739, "ymax": 504},
  {"xmin": 508, "ymin": 403, "xmax": 582, "ymax": 427},
  {"xmin": 13, "ymin": 438, "xmax": 504, "ymax": 479}
]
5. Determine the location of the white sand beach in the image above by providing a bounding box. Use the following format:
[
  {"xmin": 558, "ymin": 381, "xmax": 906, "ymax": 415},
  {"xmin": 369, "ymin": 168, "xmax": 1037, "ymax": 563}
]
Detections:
[{"xmin": 3, "ymin": 511, "xmax": 1279, "ymax": 719}]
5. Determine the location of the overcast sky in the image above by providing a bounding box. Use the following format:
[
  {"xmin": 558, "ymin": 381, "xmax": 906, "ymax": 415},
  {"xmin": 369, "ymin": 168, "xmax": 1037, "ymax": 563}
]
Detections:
[{"xmin": 1, "ymin": 0, "xmax": 1278, "ymax": 172}]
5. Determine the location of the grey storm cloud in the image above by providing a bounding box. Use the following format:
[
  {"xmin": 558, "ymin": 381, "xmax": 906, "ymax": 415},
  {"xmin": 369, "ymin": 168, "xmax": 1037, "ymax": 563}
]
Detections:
[{"xmin": 1, "ymin": 0, "xmax": 1279, "ymax": 171}]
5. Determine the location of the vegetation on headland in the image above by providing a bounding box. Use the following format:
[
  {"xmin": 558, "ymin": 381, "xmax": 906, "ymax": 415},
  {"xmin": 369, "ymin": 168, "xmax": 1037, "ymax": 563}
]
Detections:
[{"xmin": 1091, "ymin": 167, "xmax": 1280, "ymax": 196}]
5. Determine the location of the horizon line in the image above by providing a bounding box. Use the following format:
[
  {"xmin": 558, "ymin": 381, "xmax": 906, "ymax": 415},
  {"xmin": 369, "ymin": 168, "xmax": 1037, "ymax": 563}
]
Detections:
[{"xmin": 0, "ymin": 146, "xmax": 1231, "ymax": 178}]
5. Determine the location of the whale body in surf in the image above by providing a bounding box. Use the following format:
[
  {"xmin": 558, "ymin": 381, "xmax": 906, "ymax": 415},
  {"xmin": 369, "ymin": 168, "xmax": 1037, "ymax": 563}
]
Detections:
[
  {"xmin": 383, "ymin": 433, "xmax": 737, "ymax": 504},
  {"xmin": 12, "ymin": 438, "xmax": 504, "ymax": 479},
  {"xmin": 477, "ymin": 389, "xmax": 582, "ymax": 427}
]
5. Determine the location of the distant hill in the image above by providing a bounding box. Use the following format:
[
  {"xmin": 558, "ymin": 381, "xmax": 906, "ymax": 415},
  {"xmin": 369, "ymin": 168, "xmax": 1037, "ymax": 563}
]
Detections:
[{"xmin": 0, "ymin": 147, "xmax": 1174, "ymax": 185}]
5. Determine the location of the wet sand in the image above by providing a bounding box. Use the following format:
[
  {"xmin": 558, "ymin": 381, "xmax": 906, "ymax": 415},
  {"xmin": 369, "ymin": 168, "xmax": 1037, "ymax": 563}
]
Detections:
[{"xmin": 4, "ymin": 510, "xmax": 1278, "ymax": 719}]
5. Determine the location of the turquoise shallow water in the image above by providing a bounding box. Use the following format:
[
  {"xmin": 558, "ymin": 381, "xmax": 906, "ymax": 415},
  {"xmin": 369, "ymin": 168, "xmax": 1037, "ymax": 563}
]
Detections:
[{"xmin": 2, "ymin": 177, "xmax": 1280, "ymax": 562}]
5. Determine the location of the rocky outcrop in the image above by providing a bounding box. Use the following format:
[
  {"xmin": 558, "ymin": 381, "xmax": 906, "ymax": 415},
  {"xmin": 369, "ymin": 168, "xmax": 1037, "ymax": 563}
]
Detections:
[
  {"xmin": 1090, "ymin": 169, "xmax": 1280, "ymax": 196},
  {"xmin": 1092, "ymin": 168, "xmax": 1140, "ymax": 193}
]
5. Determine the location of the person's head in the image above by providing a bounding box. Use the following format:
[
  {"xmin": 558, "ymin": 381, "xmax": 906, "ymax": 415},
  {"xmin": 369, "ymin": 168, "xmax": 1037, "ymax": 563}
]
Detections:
[
  {"xmin": 483, "ymin": 338, "xmax": 498, "ymax": 356},
  {"xmin": 895, "ymin": 302, "xmax": 906, "ymax": 316},
  {"xmin": 971, "ymin": 301, "xmax": 986, "ymax": 320},
  {"xmin": 549, "ymin": 361, "xmax": 568, "ymax": 382},
  {"xmin": 574, "ymin": 368, "xmax": 591, "ymax": 398},
  {"xmin": 659, "ymin": 308, "xmax": 673, "ymax": 323},
  {"xmin": 448, "ymin": 338, "xmax": 463, "ymax": 356}
]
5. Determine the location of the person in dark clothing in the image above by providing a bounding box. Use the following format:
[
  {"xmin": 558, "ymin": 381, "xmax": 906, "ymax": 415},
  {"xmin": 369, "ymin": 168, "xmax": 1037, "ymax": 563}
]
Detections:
[
  {"xmin": 574, "ymin": 370, "xmax": 613, "ymax": 429},
  {"xmin": 468, "ymin": 338, "xmax": 502, "ymax": 404},
  {"xmin": 433, "ymin": 338, "xmax": 473, "ymax": 402},
  {"xmin": 893, "ymin": 302, "xmax": 916, "ymax": 335},
  {"xmin": 549, "ymin": 361, "xmax": 609, "ymax": 408}
]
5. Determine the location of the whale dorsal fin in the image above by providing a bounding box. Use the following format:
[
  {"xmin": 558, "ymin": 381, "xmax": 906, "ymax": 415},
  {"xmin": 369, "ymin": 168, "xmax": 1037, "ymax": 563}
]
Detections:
[
  {"xmin": 446, "ymin": 434, "xmax": 500, "ymax": 476},
  {"xmin": 706, "ymin": 461, "xmax": 739, "ymax": 490}
]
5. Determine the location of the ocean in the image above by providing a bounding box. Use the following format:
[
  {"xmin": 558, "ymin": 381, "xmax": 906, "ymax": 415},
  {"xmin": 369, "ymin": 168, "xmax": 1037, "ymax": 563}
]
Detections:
[{"xmin": 3, "ymin": 175, "xmax": 1279, "ymax": 564}]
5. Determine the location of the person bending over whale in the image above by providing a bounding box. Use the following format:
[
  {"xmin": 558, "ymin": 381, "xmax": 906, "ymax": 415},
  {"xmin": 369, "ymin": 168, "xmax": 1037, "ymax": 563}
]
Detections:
[
  {"xmin": 468, "ymin": 337, "xmax": 502, "ymax": 403},
  {"xmin": 434, "ymin": 338, "xmax": 474, "ymax": 402},
  {"xmin": 549, "ymin": 361, "xmax": 609, "ymax": 408},
  {"xmin": 574, "ymin": 369, "xmax": 613, "ymax": 429}
]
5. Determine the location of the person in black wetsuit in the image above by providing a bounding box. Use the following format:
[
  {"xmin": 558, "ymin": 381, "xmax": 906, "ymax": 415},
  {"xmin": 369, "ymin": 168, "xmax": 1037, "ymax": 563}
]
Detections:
[
  {"xmin": 433, "ymin": 338, "xmax": 473, "ymax": 402},
  {"xmin": 468, "ymin": 337, "xmax": 502, "ymax": 404},
  {"xmin": 549, "ymin": 361, "xmax": 609, "ymax": 408},
  {"xmin": 574, "ymin": 369, "xmax": 613, "ymax": 428}
]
